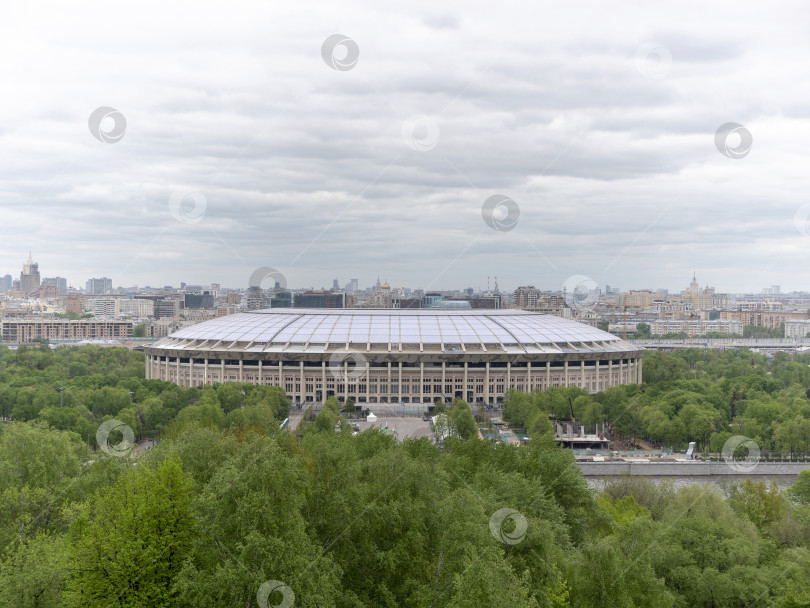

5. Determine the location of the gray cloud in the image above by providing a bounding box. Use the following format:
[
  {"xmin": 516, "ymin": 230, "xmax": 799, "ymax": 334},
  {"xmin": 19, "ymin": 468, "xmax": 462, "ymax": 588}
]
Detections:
[{"xmin": 1, "ymin": 1, "xmax": 810, "ymax": 293}]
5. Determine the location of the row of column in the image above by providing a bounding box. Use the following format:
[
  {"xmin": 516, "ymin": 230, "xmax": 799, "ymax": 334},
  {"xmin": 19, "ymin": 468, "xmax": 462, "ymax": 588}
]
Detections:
[{"xmin": 146, "ymin": 354, "xmax": 643, "ymax": 398}]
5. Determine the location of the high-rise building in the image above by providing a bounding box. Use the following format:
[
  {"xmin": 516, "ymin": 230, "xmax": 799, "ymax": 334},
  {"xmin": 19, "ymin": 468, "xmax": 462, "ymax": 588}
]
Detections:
[
  {"xmin": 184, "ymin": 292, "xmax": 214, "ymax": 309},
  {"xmin": 155, "ymin": 299, "xmax": 180, "ymax": 319},
  {"xmin": 66, "ymin": 295, "xmax": 85, "ymax": 316},
  {"xmin": 42, "ymin": 277, "xmax": 68, "ymax": 296},
  {"xmin": 293, "ymin": 291, "xmax": 346, "ymax": 308},
  {"xmin": 20, "ymin": 253, "xmax": 41, "ymax": 294},
  {"xmin": 86, "ymin": 277, "xmax": 112, "ymax": 295},
  {"xmin": 118, "ymin": 298, "xmax": 154, "ymax": 317},
  {"xmin": 2, "ymin": 275, "xmax": 11, "ymax": 292},
  {"xmin": 91, "ymin": 298, "xmax": 117, "ymax": 318}
]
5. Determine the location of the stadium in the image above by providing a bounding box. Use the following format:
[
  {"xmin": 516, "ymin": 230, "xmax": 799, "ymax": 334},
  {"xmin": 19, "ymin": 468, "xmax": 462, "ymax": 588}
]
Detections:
[{"xmin": 144, "ymin": 309, "xmax": 643, "ymax": 406}]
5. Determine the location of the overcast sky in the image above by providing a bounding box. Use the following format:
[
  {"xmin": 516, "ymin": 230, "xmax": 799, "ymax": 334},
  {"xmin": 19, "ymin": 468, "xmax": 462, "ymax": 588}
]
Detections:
[{"xmin": 2, "ymin": 1, "xmax": 810, "ymax": 294}]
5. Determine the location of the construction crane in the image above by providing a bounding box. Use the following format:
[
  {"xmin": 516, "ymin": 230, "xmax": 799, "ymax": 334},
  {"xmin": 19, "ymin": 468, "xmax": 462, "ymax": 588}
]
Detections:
[{"xmin": 688, "ymin": 311, "xmax": 698, "ymax": 346}]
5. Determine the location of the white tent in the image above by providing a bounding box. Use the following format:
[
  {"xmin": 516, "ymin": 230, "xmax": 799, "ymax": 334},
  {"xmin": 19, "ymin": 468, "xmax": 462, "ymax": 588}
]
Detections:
[{"xmin": 367, "ymin": 412, "xmax": 377, "ymax": 423}]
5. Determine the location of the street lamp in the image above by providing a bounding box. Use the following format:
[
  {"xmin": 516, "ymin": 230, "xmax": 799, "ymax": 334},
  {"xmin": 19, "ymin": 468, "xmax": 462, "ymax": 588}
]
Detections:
[
  {"xmin": 129, "ymin": 391, "xmax": 135, "ymax": 404},
  {"xmin": 57, "ymin": 386, "xmax": 65, "ymax": 408}
]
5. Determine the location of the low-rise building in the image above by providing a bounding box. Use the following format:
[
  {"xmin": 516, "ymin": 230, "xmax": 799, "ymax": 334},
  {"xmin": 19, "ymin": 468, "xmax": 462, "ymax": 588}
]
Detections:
[
  {"xmin": 785, "ymin": 320, "xmax": 810, "ymax": 339},
  {"xmin": 649, "ymin": 319, "xmax": 744, "ymax": 336},
  {"xmin": 0, "ymin": 319, "xmax": 132, "ymax": 343}
]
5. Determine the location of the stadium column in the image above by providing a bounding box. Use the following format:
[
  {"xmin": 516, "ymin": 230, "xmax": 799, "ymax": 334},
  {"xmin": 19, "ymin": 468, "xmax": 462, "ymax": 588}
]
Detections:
[
  {"xmin": 321, "ymin": 361, "xmax": 326, "ymax": 404},
  {"xmin": 420, "ymin": 362, "xmax": 424, "ymax": 404},
  {"xmin": 163, "ymin": 356, "xmax": 168, "ymax": 382},
  {"xmin": 398, "ymin": 361, "xmax": 402, "ymax": 403},
  {"xmin": 221, "ymin": 359, "xmax": 225, "ymax": 383},
  {"xmin": 485, "ymin": 361, "xmax": 490, "ymax": 404},
  {"xmin": 463, "ymin": 362, "xmax": 468, "ymax": 400},
  {"xmin": 239, "ymin": 360, "xmax": 243, "ymax": 383},
  {"xmin": 546, "ymin": 361, "xmax": 550, "ymax": 388},
  {"xmin": 343, "ymin": 361, "xmax": 348, "ymax": 403},
  {"xmin": 608, "ymin": 359, "xmax": 613, "ymax": 387},
  {"xmin": 189, "ymin": 358, "xmax": 193, "ymax": 387},
  {"xmin": 526, "ymin": 361, "xmax": 531, "ymax": 391},
  {"xmin": 441, "ymin": 362, "xmax": 445, "ymax": 398},
  {"xmin": 144, "ymin": 355, "xmax": 150, "ymax": 380},
  {"xmin": 506, "ymin": 361, "xmax": 511, "ymax": 391},
  {"xmin": 299, "ymin": 362, "xmax": 304, "ymax": 403},
  {"xmin": 204, "ymin": 358, "xmax": 208, "ymax": 384},
  {"xmin": 365, "ymin": 362, "xmax": 370, "ymax": 404},
  {"xmin": 278, "ymin": 360, "xmax": 283, "ymax": 396},
  {"xmin": 637, "ymin": 358, "xmax": 642, "ymax": 383},
  {"xmin": 258, "ymin": 359, "xmax": 263, "ymax": 385},
  {"xmin": 563, "ymin": 360, "xmax": 568, "ymax": 387},
  {"xmin": 387, "ymin": 361, "xmax": 391, "ymax": 403},
  {"xmin": 580, "ymin": 361, "xmax": 585, "ymax": 388}
]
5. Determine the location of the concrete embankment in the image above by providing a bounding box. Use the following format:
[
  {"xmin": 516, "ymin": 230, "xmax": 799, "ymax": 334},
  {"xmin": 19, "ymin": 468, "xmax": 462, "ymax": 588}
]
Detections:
[{"xmin": 578, "ymin": 462, "xmax": 810, "ymax": 476}]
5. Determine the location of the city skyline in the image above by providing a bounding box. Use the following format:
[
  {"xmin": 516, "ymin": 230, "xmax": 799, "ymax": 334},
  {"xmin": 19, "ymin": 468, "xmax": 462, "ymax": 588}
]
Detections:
[
  {"xmin": 3, "ymin": 2, "xmax": 810, "ymax": 292},
  {"xmin": 0, "ymin": 251, "xmax": 797, "ymax": 296}
]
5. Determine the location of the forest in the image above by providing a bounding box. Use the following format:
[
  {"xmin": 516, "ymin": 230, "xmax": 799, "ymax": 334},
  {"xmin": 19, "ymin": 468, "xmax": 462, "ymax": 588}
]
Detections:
[
  {"xmin": 504, "ymin": 348, "xmax": 810, "ymax": 457},
  {"xmin": 4, "ymin": 344, "xmax": 810, "ymax": 606}
]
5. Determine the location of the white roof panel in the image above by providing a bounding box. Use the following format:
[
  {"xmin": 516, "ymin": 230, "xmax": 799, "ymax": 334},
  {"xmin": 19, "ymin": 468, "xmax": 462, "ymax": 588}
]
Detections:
[{"xmin": 167, "ymin": 309, "xmax": 627, "ymax": 352}]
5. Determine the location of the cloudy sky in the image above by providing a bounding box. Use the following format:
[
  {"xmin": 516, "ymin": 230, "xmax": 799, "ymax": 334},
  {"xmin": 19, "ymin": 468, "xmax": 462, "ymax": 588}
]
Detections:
[{"xmin": 2, "ymin": 1, "xmax": 810, "ymax": 294}]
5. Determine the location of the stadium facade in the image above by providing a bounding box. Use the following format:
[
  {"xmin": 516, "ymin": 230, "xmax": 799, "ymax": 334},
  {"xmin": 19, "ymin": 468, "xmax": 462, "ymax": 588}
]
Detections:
[{"xmin": 144, "ymin": 309, "xmax": 643, "ymax": 405}]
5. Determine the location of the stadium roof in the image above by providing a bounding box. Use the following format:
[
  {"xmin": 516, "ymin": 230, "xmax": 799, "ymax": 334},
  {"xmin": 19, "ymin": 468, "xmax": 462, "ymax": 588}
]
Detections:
[{"xmin": 161, "ymin": 309, "xmax": 634, "ymax": 355}]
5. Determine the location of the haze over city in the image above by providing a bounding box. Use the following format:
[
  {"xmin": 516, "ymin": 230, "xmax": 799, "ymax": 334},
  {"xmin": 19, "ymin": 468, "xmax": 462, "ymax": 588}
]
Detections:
[{"xmin": 3, "ymin": 1, "xmax": 810, "ymax": 291}]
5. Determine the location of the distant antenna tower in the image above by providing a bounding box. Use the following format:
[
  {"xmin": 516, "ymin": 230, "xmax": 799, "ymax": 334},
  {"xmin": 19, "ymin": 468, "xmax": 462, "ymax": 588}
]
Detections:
[
  {"xmin": 494, "ymin": 276, "xmax": 499, "ymax": 294},
  {"xmin": 487, "ymin": 276, "xmax": 490, "ymax": 291}
]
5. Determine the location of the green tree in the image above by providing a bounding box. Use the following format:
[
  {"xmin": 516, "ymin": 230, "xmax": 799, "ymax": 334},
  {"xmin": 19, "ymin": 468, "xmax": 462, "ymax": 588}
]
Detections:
[
  {"xmin": 448, "ymin": 398, "xmax": 478, "ymax": 440},
  {"xmin": 788, "ymin": 470, "xmax": 810, "ymax": 505},
  {"xmin": 727, "ymin": 478, "xmax": 786, "ymax": 532},
  {"xmin": 0, "ymin": 532, "xmax": 70, "ymax": 608},
  {"xmin": 64, "ymin": 457, "xmax": 193, "ymax": 608}
]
